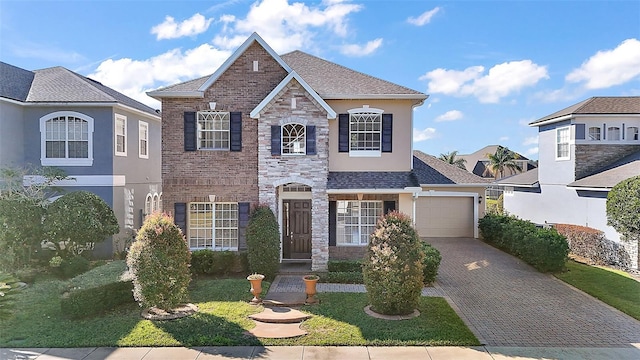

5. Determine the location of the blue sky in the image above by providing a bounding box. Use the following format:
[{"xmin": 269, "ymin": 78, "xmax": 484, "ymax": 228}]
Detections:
[{"xmin": 2, "ymin": 0, "xmax": 639, "ymax": 159}]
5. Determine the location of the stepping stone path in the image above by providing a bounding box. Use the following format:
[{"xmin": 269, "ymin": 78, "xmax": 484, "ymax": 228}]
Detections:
[{"xmin": 247, "ymin": 306, "xmax": 312, "ymax": 338}]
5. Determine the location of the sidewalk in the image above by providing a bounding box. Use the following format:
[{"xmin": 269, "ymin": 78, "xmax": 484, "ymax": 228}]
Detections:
[{"xmin": 3, "ymin": 345, "xmax": 640, "ymax": 359}]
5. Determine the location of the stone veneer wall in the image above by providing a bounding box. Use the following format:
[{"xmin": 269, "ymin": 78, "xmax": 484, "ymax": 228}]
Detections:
[
  {"xmin": 161, "ymin": 42, "xmax": 288, "ymax": 245},
  {"xmin": 574, "ymin": 144, "xmax": 640, "ymax": 180},
  {"xmin": 256, "ymin": 79, "xmax": 330, "ymax": 271},
  {"xmin": 622, "ymin": 237, "xmax": 639, "ymax": 270}
]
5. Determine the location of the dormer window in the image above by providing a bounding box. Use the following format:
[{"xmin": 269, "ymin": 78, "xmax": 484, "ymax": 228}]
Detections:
[
  {"xmin": 588, "ymin": 127, "xmax": 601, "ymax": 141},
  {"xmin": 627, "ymin": 127, "xmax": 639, "ymax": 141},
  {"xmin": 607, "ymin": 126, "xmax": 621, "ymax": 141}
]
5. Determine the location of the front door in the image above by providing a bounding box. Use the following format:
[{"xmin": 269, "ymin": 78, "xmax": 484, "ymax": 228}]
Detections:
[{"xmin": 282, "ymin": 200, "xmax": 312, "ymax": 259}]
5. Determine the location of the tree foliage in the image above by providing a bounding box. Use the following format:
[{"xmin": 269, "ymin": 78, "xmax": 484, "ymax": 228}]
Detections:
[
  {"xmin": 438, "ymin": 150, "xmax": 467, "ymax": 170},
  {"xmin": 246, "ymin": 205, "xmax": 281, "ymax": 280},
  {"xmin": 43, "ymin": 191, "xmax": 119, "ymax": 258},
  {"xmin": 484, "ymin": 146, "xmax": 522, "ymax": 179},
  {"xmin": 607, "ymin": 176, "xmax": 640, "ymax": 242}
]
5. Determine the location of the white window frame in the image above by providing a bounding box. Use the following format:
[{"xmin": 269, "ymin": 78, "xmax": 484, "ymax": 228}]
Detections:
[
  {"xmin": 588, "ymin": 126, "xmax": 601, "ymax": 141},
  {"xmin": 336, "ymin": 200, "xmax": 383, "ymax": 246},
  {"xmin": 607, "ymin": 126, "xmax": 621, "ymax": 141},
  {"xmin": 188, "ymin": 202, "xmax": 238, "ymax": 251},
  {"xmin": 281, "ymin": 123, "xmax": 306, "ymax": 155},
  {"xmin": 138, "ymin": 121, "xmax": 149, "ymax": 159},
  {"xmin": 144, "ymin": 194, "xmax": 152, "ymax": 217},
  {"xmin": 627, "ymin": 126, "xmax": 639, "ymax": 141},
  {"xmin": 197, "ymin": 111, "xmax": 230, "ymax": 150},
  {"xmin": 115, "ymin": 114, "xmax": 127, "ymax": 156},
  {"xmin": 348, "ymin": 107, "xmax": 383, "ymax": 157},
  {"xmin": 39, "ymin": 111, "xmax": 94, "ymax": 166},
  {"xmin": 556, "ymin": 127, "xmax": 570, "ymax": 160}
]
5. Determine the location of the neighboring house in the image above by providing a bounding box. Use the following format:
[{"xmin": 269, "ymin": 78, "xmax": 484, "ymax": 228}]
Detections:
[
  {"xmin": 148, "ymin": 33, "xmax": 489, "ymax": 271},
  {"xmin": 0, "ymin": 62, "xmax": 162, "ymax": 257},
  {"xmin": 498, "ymin": 96, "xmax": 640, "ymax": 269},
  {"xmin": 459, "ymin": 145, "xmax": 535, "ymax": 179}
]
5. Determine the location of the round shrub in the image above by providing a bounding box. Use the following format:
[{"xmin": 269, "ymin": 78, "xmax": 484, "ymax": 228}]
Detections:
[
  {"xmin": 246, "ymin": 205, "xmax": 280, "ymax": 281},
  {"xmin": 362, "ymin": 211, "xmax": 424, "ymax": 315},
  {"xmin": 421, "ymin": 242, "xmax": 441, "ymax": 285},
  {"xmin": 60, "ymin": 256, "xmax": 90, "ymax": 278},
  {"xmin": 127, "ymin": 213, "xmax": 191, "ymax": 310}
]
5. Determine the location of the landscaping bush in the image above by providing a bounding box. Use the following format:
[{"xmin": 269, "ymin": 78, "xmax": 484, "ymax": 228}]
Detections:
[
  {"xmin": 363, "ymin": 211, "xmax": 424, "ymax": 315},
  {"xmin": 479, "ymin": 214, "xmax": 568, "ymax": 272},
  {"xmin": 327, "ymin": 260, "xmax": 362, "ymax": 273},
  {"xmin": 246, "ymin": 205, "xmax": 280, "ymax": 280},
  {"xmin": 61, "ymin": 280, "xmax": 134, "ymax": 319},
  {"xmin": 191, "ymin": 250, "xmax": 237, "ymax": 276},
  {"xmin": 127, "ymin": 213, "xmax": 191, "ymax": 310},
  {"xmin": 322, "ymin": 271, "xmax": 364, "ymax": 284},
  {"xmin": 421, "ymin": 242, "xmax": 441, "ymax": 285},
  {"xmin": 555, "ymin": 224, "xmax": 631, "ymax": 268},
  {"xmin": 60, "ymin": 256, "xmax": 90, "ymax": 279}
]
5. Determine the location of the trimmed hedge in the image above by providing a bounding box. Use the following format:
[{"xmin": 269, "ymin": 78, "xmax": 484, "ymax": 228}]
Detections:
[
  {"xmin": 61, "ymin": 280, "xmax": 134, "ymax": 319},
  {"xmin": 246, "ymin": 206, "xmax": 280, "ymax": 280},
  {"xmin": 555, "ymin": 223, "xmax": 631, "ymax": 268},
  {"xmin": 421, "ymin": 242, "xmax": 441, "ymax": 285},
  {"xmin": 322, "ymin": 271, "xmax": 364, "ymax": 284},
  {"xmin": 327, "ymin": 260, "xmax": 362, "ymax": 273},
  {"xmin": 191, "ymin": 250, "xmax": 236, "ymax": 276},
  {"xmin": 479, "ymin": 214, "xmax": 569, "ymax": 273}
]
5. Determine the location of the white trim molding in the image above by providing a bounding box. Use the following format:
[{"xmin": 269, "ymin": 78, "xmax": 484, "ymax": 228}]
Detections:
[{"xmin": 24, "ymin": 175, "xmax": 126, "ymax": 187}]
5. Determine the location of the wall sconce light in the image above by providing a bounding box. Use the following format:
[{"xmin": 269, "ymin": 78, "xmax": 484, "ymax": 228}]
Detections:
[
  {"xmin": 478, "ymin": 195, "xmax": 483, "ymax": 204},
  {"xmin": 209, "ymin": 102, "xmax": 217, "ymax": 110}
]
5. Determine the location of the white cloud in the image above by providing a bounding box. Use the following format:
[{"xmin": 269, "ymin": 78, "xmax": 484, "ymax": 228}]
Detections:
[
  {"xmin": 340, "ymin": 38, "xmax": 383, "ymax": 57},
  {"xmin": 566, "ymin": 38, "xmax": 640, "ymax": 89},
  {"xmin": 435, "ymin": 110, "xmax": 463, "ymax": 122},
  {"xmin": 151, "ymin": 13, "xmax": 213, "ymax": 40},
  {"xmin": 522, "ymin": 136, "xmax": 538, "ymax": 146},
  {"xmin": 413, "ymin": 127, "xmax": 437, "ymax": 142},
  {"xmin": 499, "ymin": 136, "xmax": 509, "ymax": 141},
  {"xmin": 421, "ymin": 60, "xmax": 548, "ymax": 103},
  {"xmin": 407, "ymin": 7, "xmax": 440, "ymax": 26},
  {"xmin": 526, "ymin": 147, "xmax": 539, "ymax": 156},
  {"xmin": 88, "ymin": 44, "xmax": 231, "ymax": 108}
]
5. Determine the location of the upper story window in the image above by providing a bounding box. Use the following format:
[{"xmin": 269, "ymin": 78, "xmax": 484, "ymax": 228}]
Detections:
[
  {"xmin": 627, "ymin": 126, "xmax": 639, "ymax": 141},
  {"xmin": 336, "ymin": 200, "xmax": 383, "ymax": 246},
  {"xmin": 607, "ymin": 126, "xmax": 621, "ymax": 141},
  {"xmin": 197, "ymin": 111, "xmax": 230, "ymax": 150},
  {"xmin": 139, "ymin": 121, "xmax": 149, "ymax": 159},
  {"xmin": 40, "ymin": 111, "xmax": 94, "ymax": 166},
  {"xmin": 349, "ymin": 109, "xmax": 382, "ymax": 156},
  {"xmin": 588, "ymin": 126, "xmax": 601, "ymax": 141},
  {"xmin": 556, "ymin": 127, "xmax": 570, "ymax": 160},
  {"xmin": 115, "ymin": 114, "xmax": 127, "ymax": 156},
  {"xmin": 282, "ymin": 123, "xmax": 306, "ymax": 155}
]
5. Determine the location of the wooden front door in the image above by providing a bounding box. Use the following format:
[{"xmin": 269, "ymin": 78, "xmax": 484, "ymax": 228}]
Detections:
[{"xmin": 282, "ymin": 200, "xmax": 312, "ymax": 259}]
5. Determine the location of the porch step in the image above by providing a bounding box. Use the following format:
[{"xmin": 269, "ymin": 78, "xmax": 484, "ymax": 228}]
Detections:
[
  {"xmin": 262, "ymin": 292, "xmax": 308, "ymax": 307},
  {"xmin": 246, "ymin": 321, "xmax": 307, "ymax": 339},
  {"xmin": 249, "ymin": 307, "xmax": 311, "ymax": 324}
]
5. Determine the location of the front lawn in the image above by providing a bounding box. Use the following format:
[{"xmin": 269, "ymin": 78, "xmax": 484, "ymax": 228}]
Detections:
[
  {"xmin": 555, "ymin": 260, "xmax": 640, "ymax": 321},
  {"xmin": 0, "ymin": 269, "xmax": 478, "ymax": 347}
]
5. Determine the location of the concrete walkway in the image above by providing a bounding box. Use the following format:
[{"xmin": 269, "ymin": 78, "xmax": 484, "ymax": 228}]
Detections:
[
  {"xmin": 425, "ymin": 237, "xmax": 640, "ymax": 347},
  {"xmin": 3, "ymin": 345, "xmax": 640, "ymax": 360}
]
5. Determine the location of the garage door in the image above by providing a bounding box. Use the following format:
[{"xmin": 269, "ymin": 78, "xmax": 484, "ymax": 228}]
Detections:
[{"xmin": 415, "ymin": 196, "xmax": 474, "ymax": 237}]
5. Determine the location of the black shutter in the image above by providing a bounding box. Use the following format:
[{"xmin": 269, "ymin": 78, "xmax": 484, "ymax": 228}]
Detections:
[
  {"xmin": 271, "ymin": 125, "xmax": 281, "ymax": 155},
  {"xmin": 329, "ymin": 201, "xmax": 337, "ymax": 246},
  {"xmin": 575, "ymin": 124, "xmax": 585, "ymax": 140},
  {"xmin": 603, "ymin": 124, "xmax": 606, "ymax": 140},
  {"xmin": 184, "ymin": 112, "xmax": 196, "ymax": 151},
  {"xmin": 622, "ymin": 123, "xmax": 625, "ymax": 140},
  {"xmin": 338, "ymin": 114, "xmax": 349, "ymax": 152},
  {"xmin": 306, "ymin": 125, "xmax": 316, "ymax": 155},
  {"xmin": 384, "ymin": 201, "xmax": 396, "ymax": 215},
  {"xmin": 174, "ymin": 202, "xmax": 187, "ymax": 234},
  {"xmin": 230, "ymin": 112, "xmax": 242, "ymax": 152},
  {"xmin": 238, "ymin": 202, "xmax": 250, "ymax": 251},
  {"xmin": 382, "ymin": 114, "xmax": 393, "ymax": 153}
]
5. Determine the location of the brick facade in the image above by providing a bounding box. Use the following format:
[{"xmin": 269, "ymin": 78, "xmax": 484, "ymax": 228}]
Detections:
[{"xmin": 574, "ymin": 144, "xmax": 640, "ymax": 180}]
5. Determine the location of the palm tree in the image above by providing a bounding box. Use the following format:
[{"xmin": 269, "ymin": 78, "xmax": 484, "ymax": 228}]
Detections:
[
  {"xmin": 438, "ymin": 151, "xmax": 467, "ymax": 170},
  {"xmin": 483, "ymin": 146, "xmax": 522, "ymax": 179}
]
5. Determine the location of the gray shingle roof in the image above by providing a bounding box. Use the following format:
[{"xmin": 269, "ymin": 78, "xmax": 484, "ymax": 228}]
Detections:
[
  {"xmin": 567, "ymin": 151, "xmax": 640, "ymax": 189},
  {"xmin": 281, "ymin": 51, "xmax": 427, "ymax": 99},
  {"xmin": 413, "ymin": 151, "xmax": 492, "ymax": 185},
  {"xmin": 496, "ymin": 168, "xmax": 539, "ymax": 187},
  {"xmin": 531, "ymin": 97, "xmax": 640, "ymax": 125},
  {"xmin": 327, "ymin": 171, "xmax": 419, "ymax": 190},
  {"xmin": 0, "ymin": 61, "xmax": 35, "ymax": 101},
  {"xmin": 458, "ymin": 145, "xmax": 529, "ymax": 173}
]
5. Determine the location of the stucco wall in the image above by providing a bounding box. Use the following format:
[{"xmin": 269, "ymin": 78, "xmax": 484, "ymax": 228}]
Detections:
[{"xmin": 0, "ymin": 101, "xmax": 25, "ymax": 167}]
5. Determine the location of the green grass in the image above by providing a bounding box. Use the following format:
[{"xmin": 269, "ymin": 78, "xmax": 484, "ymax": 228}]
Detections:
[
  {"xmin": 0, "ymin": 265, "xmax": 479, "ymax": 347},
  {"xmin": 555, "ymin": 260, "xmax": 640, "ymax": 321}
]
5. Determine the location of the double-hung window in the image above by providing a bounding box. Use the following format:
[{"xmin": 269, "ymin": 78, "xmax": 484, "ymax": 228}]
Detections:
[
  {"xmin": 336, "ymin": 200, "xmax": 383, "ymax": 245},
  {"xmin": 40, "ymin": 111, "xmax": 93, "ymax": 166},
  {"xmin": 349, "ymin": 109, "xmax": 382, "ymax": 156},
  {"xmin": 139, "ymin": 121, "xmax": 149, "ymax": 158},
  {"xmin": 115, "ymin": 114, "xmax": 127, "ymax": 156},
  {"xmin": 188, "ymin": 202, "xmax": 238, "ymax": 250},
  {"xmin": 588, "ymin": 127, "xmax": 601, "ymax": 141},
  {"xmin": 282, "ymin": 123, "xmax": 306, "ymax": 155},
  {"xmin": 197, "ymin": 111, "xmax": 230, "ymax": 150},
  {"xmin": 607, "ymin": 126, "xmax": 621, "ymax": 141},
  {"xmin": 556, "ymin": 127, "xmax": 570, "ymax": 160}
]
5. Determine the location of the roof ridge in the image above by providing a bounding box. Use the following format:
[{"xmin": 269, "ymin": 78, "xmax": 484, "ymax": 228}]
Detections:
[{"xmin": 573, "ymin": 96, "xmax": 597, "ymax": 113}]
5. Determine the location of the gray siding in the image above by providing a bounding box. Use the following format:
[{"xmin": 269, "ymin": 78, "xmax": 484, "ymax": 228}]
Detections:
[
  {"xmin": 0, "ymin": 101, "xmax": 25, "ymax": 167},
  {"xmin": 538, "ymin": 121, "xmax": 575, "ymax": 185}
]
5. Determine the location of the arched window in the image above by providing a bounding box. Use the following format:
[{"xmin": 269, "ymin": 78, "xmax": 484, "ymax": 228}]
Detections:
[
  {"xmin": 39, "ymin": 111, "xmax": 94, "ymax": 166},
  {"xmin": 145, "ymin": 194, "xmax": 152, "ymax": 217},
  {"xmin": 607, "ymin": 127, "xmax": 621, "ymax": 141},
  {"xmin": 348, "ymin": 107, "xmax": 383, "ymax": 155},
  {"xmin": 152, "ymin": 193, "xmax": 160, "ymax": 212},
  {"xmin": 282, "ymin": 123, "xmax": 306, "ymax": 155}
]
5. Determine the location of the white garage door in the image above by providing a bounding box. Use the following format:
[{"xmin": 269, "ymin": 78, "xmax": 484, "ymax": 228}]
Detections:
[{"xmin": 415, "ymin": 196, "xmax": 474, "ymax": 237}]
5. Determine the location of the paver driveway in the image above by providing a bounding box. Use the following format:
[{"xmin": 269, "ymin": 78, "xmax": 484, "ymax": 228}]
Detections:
[{"xmin": 426, "ymin": 237, "xmax": 640, "ymax": 347}]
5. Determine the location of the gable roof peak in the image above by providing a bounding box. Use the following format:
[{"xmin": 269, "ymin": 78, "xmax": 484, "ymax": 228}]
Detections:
[{"xmin": 530, "ymin": 96, "xmax": 640, "ymax": 126}]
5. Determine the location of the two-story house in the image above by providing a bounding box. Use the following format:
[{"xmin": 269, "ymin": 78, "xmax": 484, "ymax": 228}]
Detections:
[
  {"xmin": 498, "ymin": 97, "xmax": 640, "ymax": 269},
  {"xmin": 0, "ymin": 62, "xmax": 162, "ymax": 257},
  {"xmin": 148, "ymin": 33, "xmax": 488, "ymax": 271},
  {"xmin": 459, "ymin": 145, "xmax": 535, "ymax": 179}
]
